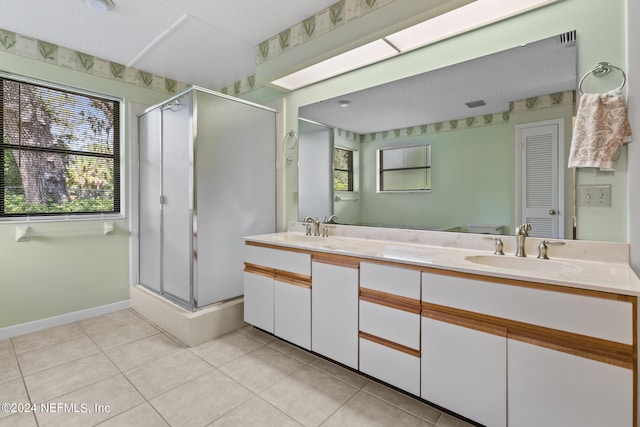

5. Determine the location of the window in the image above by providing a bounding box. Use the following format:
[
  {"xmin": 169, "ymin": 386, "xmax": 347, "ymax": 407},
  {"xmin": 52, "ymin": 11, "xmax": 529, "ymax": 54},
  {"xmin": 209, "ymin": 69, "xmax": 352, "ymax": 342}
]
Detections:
[
  {"xmin": 378, "ymin": 145, "xmax": 431, "ymax": 192},
  {"xmin": 1, "ymin": 76, "xmax": 120, "ymax": 218},
  {"xmin": 333, "ymin": 147, "xmax": 354, "ymax": 191}
]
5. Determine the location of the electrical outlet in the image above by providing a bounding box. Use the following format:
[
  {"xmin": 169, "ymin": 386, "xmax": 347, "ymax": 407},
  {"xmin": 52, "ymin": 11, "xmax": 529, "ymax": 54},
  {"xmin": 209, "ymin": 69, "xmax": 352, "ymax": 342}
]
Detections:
[{"xmin": 579, "ymin": 184, "xmax": 611, "ymax": 207}]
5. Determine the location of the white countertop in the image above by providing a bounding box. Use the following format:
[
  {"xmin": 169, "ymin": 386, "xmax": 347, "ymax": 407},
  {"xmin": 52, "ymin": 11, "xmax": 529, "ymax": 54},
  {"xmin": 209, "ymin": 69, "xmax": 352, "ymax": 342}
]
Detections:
[{"xmin": 244, "ymin": 229, "xmax": 640, "ymax": 297}]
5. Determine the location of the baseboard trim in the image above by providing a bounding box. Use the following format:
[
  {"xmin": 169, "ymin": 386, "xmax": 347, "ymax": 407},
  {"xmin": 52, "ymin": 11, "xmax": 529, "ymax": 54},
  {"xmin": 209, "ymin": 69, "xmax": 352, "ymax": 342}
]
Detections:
[{"xmin": 0, "ymin": 300, "xmax": 131, "ymax": 340}]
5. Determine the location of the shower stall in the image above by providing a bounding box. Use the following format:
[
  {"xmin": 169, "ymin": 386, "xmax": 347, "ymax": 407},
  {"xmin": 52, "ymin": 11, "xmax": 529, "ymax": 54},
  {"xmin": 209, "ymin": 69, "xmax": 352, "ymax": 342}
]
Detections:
[{"xmin": 137, "ymin": 87, "xmax": 276, "ymax": 310}]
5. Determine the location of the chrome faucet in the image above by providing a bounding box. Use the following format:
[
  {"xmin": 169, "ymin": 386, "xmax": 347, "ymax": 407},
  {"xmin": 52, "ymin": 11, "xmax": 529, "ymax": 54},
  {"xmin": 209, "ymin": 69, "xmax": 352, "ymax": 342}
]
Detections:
[
  {"xmin": 303, "ymin": 216, "xmax": 321, "ymax": 236},
  {"xmin": 515, "ymin": 223, "xmax": 531, "ymax": 257}
]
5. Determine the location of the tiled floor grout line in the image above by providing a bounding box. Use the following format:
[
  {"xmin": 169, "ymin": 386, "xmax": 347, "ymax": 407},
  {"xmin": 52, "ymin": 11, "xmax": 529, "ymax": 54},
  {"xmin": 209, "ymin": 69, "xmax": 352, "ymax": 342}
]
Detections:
[
  {"xmin": 9, "ymin": 334, "xmax": 40, "ymax": 427},
  {"xmin": 4, "ymin": 310, "xmax": 473, "ymax": 427}
]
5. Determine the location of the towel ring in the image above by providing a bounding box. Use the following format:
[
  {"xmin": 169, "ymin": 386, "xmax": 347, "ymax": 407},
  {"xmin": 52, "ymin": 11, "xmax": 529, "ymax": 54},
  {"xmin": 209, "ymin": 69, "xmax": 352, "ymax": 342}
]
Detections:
[
  {"xmin": 283, "ymin": 130, "xmax": 298, "ymax": 166},
  {"xmin": 578, "ymin": 62, "xmax": 626, "ymax": 95}
]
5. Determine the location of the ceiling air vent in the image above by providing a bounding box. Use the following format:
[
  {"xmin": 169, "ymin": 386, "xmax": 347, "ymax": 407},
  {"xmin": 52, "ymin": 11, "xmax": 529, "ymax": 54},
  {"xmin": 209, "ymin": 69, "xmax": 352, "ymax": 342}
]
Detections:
[
  {"xmin": 465, "ymin": 100, "xmax": 486, "ymax": 108},
  {"xmin": 560, "ymin": 30, "xmax": 577, "ymax": 47}
]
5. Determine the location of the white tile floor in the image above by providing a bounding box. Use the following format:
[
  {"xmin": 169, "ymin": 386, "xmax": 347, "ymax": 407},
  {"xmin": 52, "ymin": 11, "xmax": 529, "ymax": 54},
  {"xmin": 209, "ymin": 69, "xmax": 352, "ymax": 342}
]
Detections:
[{"xmin": 0, "ymin": 309, "xmax": 475, "ymax": 427}]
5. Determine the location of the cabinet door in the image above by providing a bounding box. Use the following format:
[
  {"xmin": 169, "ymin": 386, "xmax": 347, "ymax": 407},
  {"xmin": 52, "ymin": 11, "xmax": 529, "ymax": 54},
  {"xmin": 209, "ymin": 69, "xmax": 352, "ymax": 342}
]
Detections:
[
  {"xmin": 243, "ymin": 271, "xmax": 274, "ymax": 333},
  {"xmin": 421, "ymin": 316, "xmax": 506, "ymax": 427},
  {"xmin": 311, "ymin": 259, "xmax": 359, "ymax": 369},
  {"xmin": 360, "ymin": 338, "xmax": 420, "ymax": 395},
  {"xmin": 508, "ymin": 339, "xmax": 633, "ymax": 427},
  {"xmin": 274, "ymin": 280, "xmax": 311, "ymax": 349}
]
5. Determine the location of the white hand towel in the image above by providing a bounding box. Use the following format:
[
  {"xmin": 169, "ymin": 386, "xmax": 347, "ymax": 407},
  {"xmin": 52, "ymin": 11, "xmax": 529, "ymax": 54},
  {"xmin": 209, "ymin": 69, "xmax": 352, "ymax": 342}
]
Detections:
[{"xmin": 568, "ymin": 92, "xmax": 632, "ymax": 169}]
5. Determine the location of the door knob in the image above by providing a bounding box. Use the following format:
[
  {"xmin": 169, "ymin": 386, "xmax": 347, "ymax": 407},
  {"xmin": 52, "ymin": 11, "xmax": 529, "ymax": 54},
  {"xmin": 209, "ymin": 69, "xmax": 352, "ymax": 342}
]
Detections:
[{"xmin": 549, "ymin": 209, "xmax": 557, "ymax": 215}]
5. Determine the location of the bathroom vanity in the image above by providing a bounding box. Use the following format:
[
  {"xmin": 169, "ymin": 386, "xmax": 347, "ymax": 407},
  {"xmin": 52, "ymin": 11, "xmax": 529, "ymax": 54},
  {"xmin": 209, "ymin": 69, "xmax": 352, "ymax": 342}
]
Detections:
[{"xmin": 243, "ymin": 224, "xmax": 640, "ymax": 427}]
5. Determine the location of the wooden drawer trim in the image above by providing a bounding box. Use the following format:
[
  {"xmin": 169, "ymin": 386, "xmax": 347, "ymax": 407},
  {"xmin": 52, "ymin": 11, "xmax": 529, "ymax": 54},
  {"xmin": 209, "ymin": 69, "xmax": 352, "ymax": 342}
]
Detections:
[
  {"xmin": 312, "ymin": 253, "xmax": 360, "ymax": 269},
  {"xmin": 361, "ymin": 258, "xmax": 424, "ymax": 271},
  {"xmin": 359, "ymin": 331, "xmax": 421, "ymax": 358},
  {"xmin": 275, "ymin": 271, "xmax": 312, "ymax": 288},
  {"xmin": 360, "ymin": 288, "xmax": 421, "ymax": 314},
  {"xmin": 244, "ymin": 263, "xmax": 274, "ymax": 279},
  {"xmin": 244, "ymin": 263, "xmax": 311, "ymax": 288},
  {"xmin": 423, "ymin": 308, "xmax": 507, "ymax": 337},
  {"xmin": 246, "ymin": 240, "xmax": 312, "ymax": 254},
  {"xmin": 422, "ymin": 302, "xmax": 634, "ymax": 369},
  {"xmin": 422, "ymin": 266, "xmax": 635, "ymax": 303},
  {"xmin": 508, "ymin": 329, "xmax": 633, "ymax": 370}
]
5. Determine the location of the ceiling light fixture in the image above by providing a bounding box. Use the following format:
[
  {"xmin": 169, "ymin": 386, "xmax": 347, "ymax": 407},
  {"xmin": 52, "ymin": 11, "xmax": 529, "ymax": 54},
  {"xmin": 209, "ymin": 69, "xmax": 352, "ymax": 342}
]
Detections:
[
  {"xmin": 270, "ymin": 0, "xmax": 557, "ymax": 91},
  {"xmin": 338, "ymin": 100, "xmax": 351, "ymax": 108},
  {"xmin": 84, "ymin": 0, "xmax": 114, "ymax": 12},
  {"xmin": 271, "ymin": 39, "xmax": 397, "ymax": 90}
]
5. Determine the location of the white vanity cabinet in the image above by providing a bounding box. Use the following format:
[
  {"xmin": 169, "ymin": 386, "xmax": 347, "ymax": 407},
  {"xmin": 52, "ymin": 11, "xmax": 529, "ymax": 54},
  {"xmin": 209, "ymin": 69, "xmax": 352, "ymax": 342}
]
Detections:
[
  {"xmin": 421, "ymin": 270, "xmax": 636, "ymax": 427},
  {"xmin": 243, "ymin": 242, "xmax": 311, "ymax": 348},
  {"xmin": 359, "ymin": 262, "xmax": 422, "ymax": 395},
  {"xmin": 421, "ymin": 272, "xmax": 507, "ymax": 427},
  {"xmin": 508, "ymin": 338, "xmax": 632, "ymax": 427},
  {"xmin": 311, "ymin": 253, "xmax": 359, "ymax": 369}
]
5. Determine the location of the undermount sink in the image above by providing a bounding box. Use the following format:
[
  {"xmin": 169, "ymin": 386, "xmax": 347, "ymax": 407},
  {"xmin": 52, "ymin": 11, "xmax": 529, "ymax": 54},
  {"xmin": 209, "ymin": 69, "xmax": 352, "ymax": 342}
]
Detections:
[{"xmin": 465, "ymin": 255, "xmax": 583, "ymax": 274}]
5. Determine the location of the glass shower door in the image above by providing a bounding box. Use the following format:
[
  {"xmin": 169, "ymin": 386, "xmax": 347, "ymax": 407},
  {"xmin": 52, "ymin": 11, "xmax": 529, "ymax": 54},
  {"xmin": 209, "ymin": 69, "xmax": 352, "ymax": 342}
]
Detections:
[
  {"xmin": 160, "ymin": 93, "xmax": 193, "ymax": 305},
  {"xmin": 138, "ymin": 107, "xmax": 161, "ymax": 293}
]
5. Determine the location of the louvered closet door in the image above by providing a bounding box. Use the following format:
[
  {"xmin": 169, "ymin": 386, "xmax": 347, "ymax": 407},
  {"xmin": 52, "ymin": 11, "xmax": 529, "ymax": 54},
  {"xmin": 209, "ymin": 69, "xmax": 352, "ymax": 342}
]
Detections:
[{"xmin": 520, "ymin": 122, "xmax": 560, "ymax": 238}]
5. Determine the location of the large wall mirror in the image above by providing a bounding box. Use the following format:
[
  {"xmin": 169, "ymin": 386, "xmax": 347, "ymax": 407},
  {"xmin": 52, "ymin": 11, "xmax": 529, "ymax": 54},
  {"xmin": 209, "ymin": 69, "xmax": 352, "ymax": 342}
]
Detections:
[{"xmin": 298, "ymin": 31, "xmax": 585, "ymax": 239}]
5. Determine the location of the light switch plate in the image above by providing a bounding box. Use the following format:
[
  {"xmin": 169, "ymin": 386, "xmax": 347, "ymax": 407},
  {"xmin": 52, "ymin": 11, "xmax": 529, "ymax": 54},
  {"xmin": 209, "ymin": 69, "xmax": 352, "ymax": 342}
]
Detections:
[{"xmin": 579, "ymin": 184, "xmax": 611, "ymax": 207}]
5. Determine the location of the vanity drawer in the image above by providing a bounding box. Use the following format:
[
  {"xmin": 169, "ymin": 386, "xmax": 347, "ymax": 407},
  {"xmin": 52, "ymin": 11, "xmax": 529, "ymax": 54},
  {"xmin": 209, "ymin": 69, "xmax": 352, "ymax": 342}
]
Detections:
[
  {"xmin": 359, "ymin": 300, "xmax": 420, "ymax": 350},
  {"xmin": 360, "ymin": 262, "xmax": 421, "ymax": 299},
  {"xmin": 245, "ymin": 243, "xmax": 311, "ymax": 276},
  {"xmin": 359, "ymin": 337, "xmax": 420, "ymax": 396},
  {"xmin": 421, "ymin": 271, "xmax": 633, "ymax": 344}
]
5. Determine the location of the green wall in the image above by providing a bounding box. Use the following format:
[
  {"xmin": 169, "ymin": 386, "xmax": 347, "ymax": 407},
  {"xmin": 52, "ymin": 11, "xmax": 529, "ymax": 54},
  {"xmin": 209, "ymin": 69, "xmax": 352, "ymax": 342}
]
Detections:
[
  {"xmin": 0, "ymin": 50, "xmax": 168, "ymax": 329},
  {"xmin": 357, "ymin": 124, "xmax": 512, "ymax": 231}
]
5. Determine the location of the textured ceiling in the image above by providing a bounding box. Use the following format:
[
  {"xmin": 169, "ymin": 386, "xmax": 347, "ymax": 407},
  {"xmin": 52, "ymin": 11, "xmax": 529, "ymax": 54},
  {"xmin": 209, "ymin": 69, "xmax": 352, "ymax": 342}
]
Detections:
[
  {"xmin": 299, "ymin": 32, "xmax": 578, "ymax": 134},
  {"xmin": 0, "ymin": 0, "xmax": 338, "ymax": 90}
]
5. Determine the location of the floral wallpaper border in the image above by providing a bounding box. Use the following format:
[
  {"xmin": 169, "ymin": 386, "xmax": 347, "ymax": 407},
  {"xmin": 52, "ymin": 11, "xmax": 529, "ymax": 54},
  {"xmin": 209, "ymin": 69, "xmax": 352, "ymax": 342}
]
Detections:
[
  {"xmin": 221, "ymin": 0, "xmax": 398, "ymax": 96},
  {"xmin": 346, "ymin": 90, "xmax": 576, "ymax": 143},
  {"xmin": 0, "ymin": 29, "xmax": 188, "ymax": 95},
  {"xmin": 255, "ymin": 0, "xmax": 397, "ymax": 65}
]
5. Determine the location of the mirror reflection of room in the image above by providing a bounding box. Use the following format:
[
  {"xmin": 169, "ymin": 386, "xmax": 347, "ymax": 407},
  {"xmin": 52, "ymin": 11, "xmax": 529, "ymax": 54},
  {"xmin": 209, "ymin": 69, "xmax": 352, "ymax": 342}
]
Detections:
[{"xmin": 299, "ymin": 32, "xmax": 587, "ymax": 240}]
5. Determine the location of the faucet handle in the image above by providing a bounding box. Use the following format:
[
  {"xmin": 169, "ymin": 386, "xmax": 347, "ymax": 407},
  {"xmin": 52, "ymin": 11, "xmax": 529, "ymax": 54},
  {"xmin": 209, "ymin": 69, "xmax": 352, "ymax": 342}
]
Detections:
[
  {"xmin": 324, "ymin": 215, "xmax": 338, "ymax": 224},
  {"xmin": 537, "ymin": 240, "xmax": 565, "ymax": 259},
  {"xmin": 483, "ymin": 237, "xmax": 505, "ymax": 255}
]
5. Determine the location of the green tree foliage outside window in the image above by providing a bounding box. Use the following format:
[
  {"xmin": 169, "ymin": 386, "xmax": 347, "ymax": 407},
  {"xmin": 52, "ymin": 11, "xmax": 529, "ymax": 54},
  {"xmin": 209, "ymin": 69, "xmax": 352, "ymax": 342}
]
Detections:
[
  {"xmin": 0, "ymin": 77, "xmax": 120, "ymax": 217},
  {"xmin": 334, "ymin": 147, "xmax": 353, "ymax": 191}
]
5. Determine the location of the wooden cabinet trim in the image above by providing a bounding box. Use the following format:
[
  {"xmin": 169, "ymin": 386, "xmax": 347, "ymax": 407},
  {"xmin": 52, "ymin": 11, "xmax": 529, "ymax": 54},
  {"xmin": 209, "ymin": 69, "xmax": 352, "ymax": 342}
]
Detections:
[
  {"xmin": 359, "ymin": 331, "xmax": 421, "ymax": 358},
  {"xmin": 421, "ymin": 266, "xmax": 634, "ymax": 302},
  {"xmin": 508, "ymin": 330, "xmax": 633, "ymax": 370},
  {"xmin": 422, "ymin": 302, "xmax": 634, "ymax": 369},
  {"xmin": 244, "ymin": 263, "xmax": 274, "ymax": 279},
  {"xmin": 275, "ymin": 271, "xmax": 312, "ymax": 288},
  {"xmin": 246, "ymin": 240, "xmax": 312, "ymax": 254},
  {"xmin": 360, "ymin": 288, "xmax": 421, "ymax": 314},
  {"xmin": 244, "ymin": 263, "xmax": 311, "ymax": 288},
  {"xmin": 423, "ymin": 308, "xmax": 507, "ymax": 337},
  {"xmin": 361, "ymin": 258, "xmax": 424, "ymax": 271},
  {"xmin": 312, "ymin": 253, "xmax": 360, "ymax": 269}
]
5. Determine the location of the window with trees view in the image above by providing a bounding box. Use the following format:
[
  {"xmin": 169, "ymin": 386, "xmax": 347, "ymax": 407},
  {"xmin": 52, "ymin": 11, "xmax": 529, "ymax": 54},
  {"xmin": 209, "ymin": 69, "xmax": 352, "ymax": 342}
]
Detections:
[
  {"xmin": 0, "ymin": 76, "xmax": 120, "ymax": 218},
  {"xmin": 333, "ymin": 147, "xmax": 354, "ymax": 191}
]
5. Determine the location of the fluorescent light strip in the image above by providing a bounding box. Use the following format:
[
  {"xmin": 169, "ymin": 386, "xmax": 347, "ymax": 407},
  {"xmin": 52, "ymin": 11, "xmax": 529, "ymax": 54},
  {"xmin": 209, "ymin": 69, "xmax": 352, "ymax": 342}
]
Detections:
[
  {"xmin": 271, "ymin": 0, "xmax": 557, "ymax": 90},
  {"xmin": 271, "ymin": 39, "xmax": 397, "ymax": 90}
]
